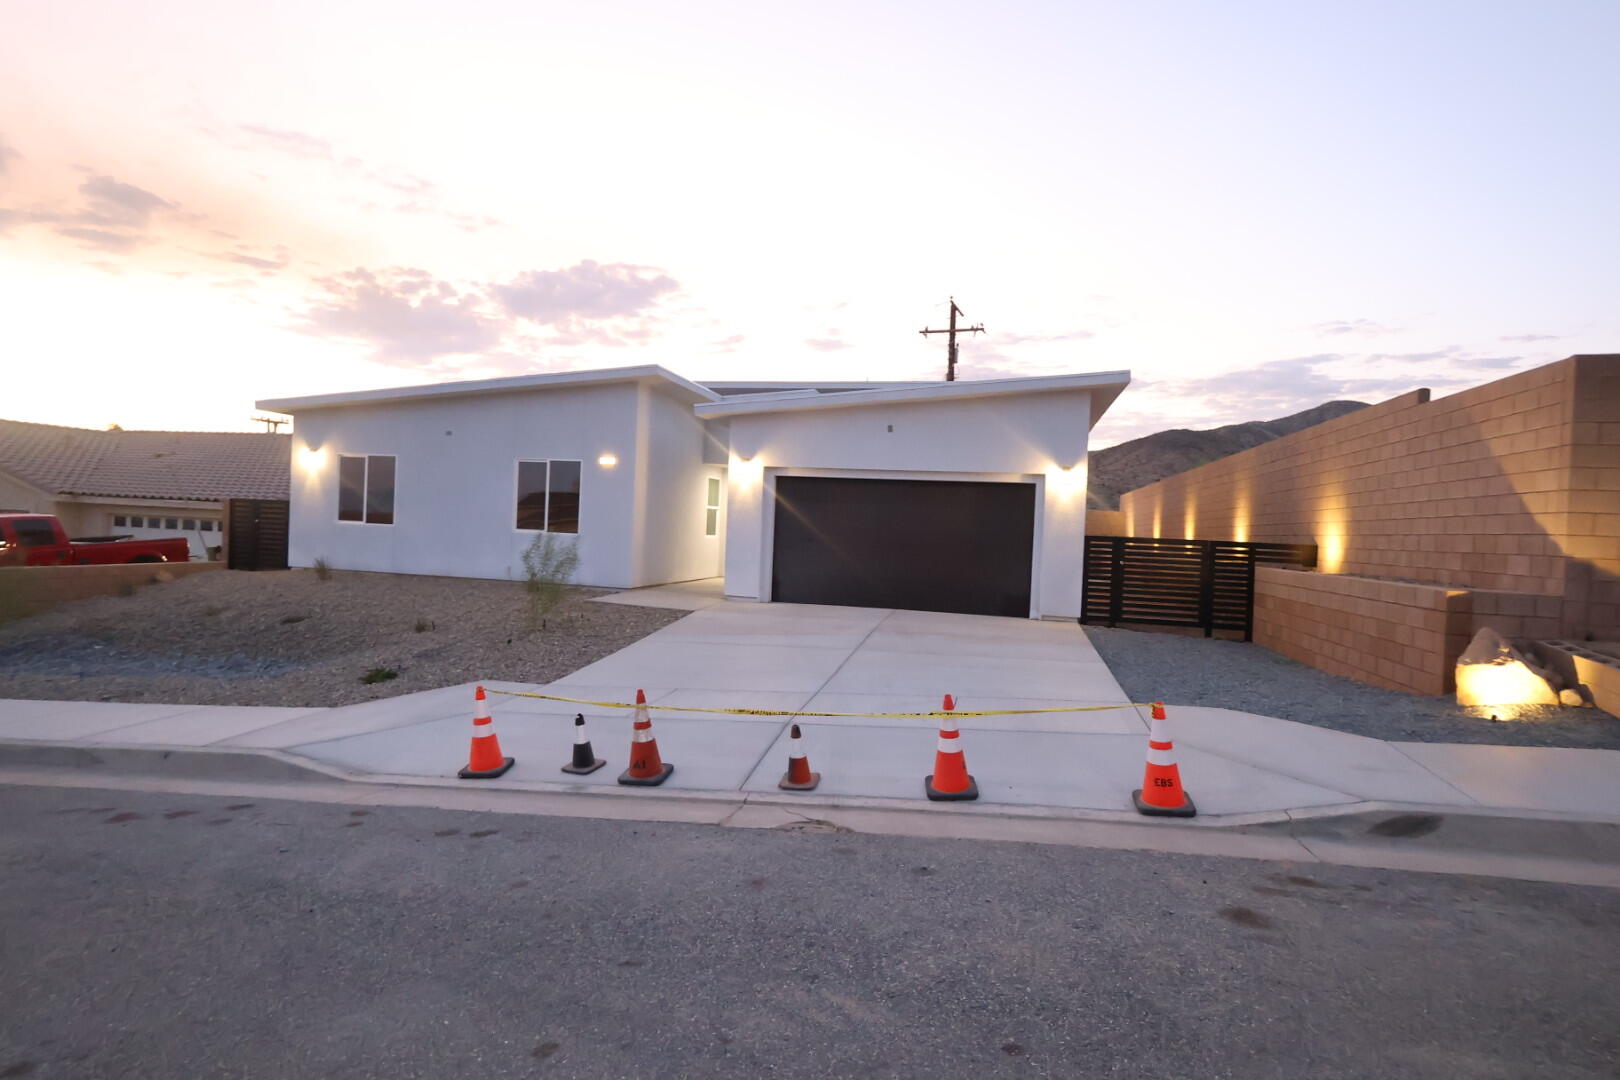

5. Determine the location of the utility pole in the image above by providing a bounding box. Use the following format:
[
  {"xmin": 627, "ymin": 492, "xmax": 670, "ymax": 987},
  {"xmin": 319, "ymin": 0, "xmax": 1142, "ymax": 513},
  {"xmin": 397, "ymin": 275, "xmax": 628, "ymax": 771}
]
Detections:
[
  {"xmin": 918, "ymin": 297, "xmax": 984, "ymax": 382},
  {"xmin": 251, "ymin": 416, "xmax": 289, "ymax": 433}
]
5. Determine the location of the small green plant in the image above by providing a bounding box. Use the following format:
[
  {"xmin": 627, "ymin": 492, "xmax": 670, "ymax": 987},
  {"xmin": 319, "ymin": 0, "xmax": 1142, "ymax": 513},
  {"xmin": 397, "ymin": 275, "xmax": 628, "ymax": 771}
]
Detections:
[
  {"xmin": 414, "ymin": 618, "xmax": 434, "ymax": 633},
  {"xmin": 313, "ymin": 557, "xmax": 332, "ymax": 582},
  {"xmin": 280, "ymin": 613, "xmax": 308, "ymax": 625},
  {"xmin": 359, "ymin": 667, "xmax": 397, "ymax": 684},
  {"xmin": 521, "ymin": 532, "xmax": 579, "ymax": 631}
]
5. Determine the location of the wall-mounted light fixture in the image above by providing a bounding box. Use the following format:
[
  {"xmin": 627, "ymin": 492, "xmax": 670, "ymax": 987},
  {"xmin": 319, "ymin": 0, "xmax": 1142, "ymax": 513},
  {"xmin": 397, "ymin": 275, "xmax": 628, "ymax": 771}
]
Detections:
[
  {"xmin": 1046, "ymin": 461, "xmax": 1086, "ymax": 500},
  {"xmin": 730, "ymin": 452, "xmax": 764, "ymax": 488},
  {"xmin": 296, "ymin": 445, "xmax": 326, "ymax": 472},
  {"xmin": 597, "ymin": 453, "xmax": 618, "ymax": 467}
]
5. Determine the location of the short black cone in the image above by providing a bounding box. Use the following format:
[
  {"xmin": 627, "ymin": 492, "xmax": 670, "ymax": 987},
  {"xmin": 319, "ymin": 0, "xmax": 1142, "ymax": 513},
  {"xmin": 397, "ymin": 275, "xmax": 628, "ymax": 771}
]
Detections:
[{"xmin": 560, "ymin": 713, "xmax": 607, "ymax": 775}]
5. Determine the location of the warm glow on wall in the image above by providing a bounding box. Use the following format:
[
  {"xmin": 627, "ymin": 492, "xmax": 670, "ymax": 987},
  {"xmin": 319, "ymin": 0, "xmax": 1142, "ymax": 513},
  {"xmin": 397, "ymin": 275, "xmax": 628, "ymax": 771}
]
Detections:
[
  {"xmin": 730, "ymin": 453, "xmax": 764, "ymax": 489},
  {"xmin": 1318, "ymin": 527, "xmax": 1346, "ymax": 573},
  {"xmin": 1233, "ymin": 486, "xmax": 1251, "ymax": 543},
  {"xmin": 597, "ymin": 453, "xmax": 618, "ymax": 467},
  {"xmin": 1183, "ymin": 492, "xmax": 1198, "ymax": 540},
  {"xmin": 297, "ymin": 444, "xmax": 326, "ymax": 472},
  {"xmin": 1047, "ymin": 462, "xmax": 1086, "ymax": 501},
  {"xmin": 1152, "ymin": 502, "xmax": 1162, "ymax": 539}
]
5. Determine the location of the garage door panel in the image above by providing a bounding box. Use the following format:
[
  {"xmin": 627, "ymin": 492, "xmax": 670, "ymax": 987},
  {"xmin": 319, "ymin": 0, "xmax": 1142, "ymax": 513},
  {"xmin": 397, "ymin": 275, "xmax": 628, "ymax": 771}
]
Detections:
[{"xmin": 771, "ymin": 476, "xmax": 1034, "ymax": 617}]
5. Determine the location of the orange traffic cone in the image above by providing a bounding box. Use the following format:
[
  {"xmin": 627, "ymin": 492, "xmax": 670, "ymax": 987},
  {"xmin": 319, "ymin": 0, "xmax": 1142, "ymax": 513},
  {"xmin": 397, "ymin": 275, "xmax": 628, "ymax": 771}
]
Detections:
[
  {"xmin": 778, "ymin": 723, "xmax": 820, "ymax": 791},
  {"xmin": 925, "ymin": 694, "xmax": 978, "ymax": 801},
  {"xmin": 560, "ymin": 713, "xmax": 606, "ymax": 775},
  {"xmin": 1132, "ymin": 701, "xmax": 1195, "ymax": 817},
  {"xmin": 458, "ymin": 685, "xmax": 515, "ymax": 779},
  {"xmin": 617, "ymin": 689, "xmax": 674, "ymax": 786}
]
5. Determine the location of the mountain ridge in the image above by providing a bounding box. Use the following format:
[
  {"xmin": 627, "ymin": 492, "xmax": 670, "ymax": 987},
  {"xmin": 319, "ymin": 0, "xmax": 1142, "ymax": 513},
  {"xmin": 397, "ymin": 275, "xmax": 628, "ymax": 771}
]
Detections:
[{"xmin": 1088, "ymin": 400, "xmax": 1370, "ymax": 509}]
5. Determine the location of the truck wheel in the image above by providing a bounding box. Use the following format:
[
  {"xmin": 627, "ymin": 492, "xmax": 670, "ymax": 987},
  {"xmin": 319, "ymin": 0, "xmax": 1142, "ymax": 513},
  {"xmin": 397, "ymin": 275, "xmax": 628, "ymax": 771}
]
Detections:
[{"xmin": 129, "ymin": 555, "xmax": 163, "ymax": 563}]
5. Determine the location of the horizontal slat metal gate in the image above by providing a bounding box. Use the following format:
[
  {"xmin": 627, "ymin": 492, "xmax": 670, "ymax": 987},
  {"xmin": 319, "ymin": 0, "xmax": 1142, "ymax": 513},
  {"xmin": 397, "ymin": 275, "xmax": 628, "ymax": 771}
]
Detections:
[
  {"xmin": 1080, "ymin": 537, "xmax": 1317, "ymax": 639},
  {"xmin": 226, "ymin": 498, "xmax": 290, "ymax": 572}
]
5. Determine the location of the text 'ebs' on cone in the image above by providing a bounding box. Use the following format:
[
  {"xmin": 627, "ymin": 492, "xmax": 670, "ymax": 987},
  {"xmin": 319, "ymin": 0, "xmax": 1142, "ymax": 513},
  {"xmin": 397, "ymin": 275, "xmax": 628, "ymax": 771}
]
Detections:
[
  {"xmin": 617, "ymin": 689, "xmax": 674, "ymax": 786},
  {"xmin": 560, "ymin": 713, "xmax": 606, "ymax": 775},
  {"xmin": 1132, "ymin": 702, "xmax": 1195, "ymax": 817},
  {"xmin": 778, "ymin": 724, "xmax": 820, "ymax": 791},
  {"xmin": 458, "ymin": 685, "xmax": 515, "ymax": 779},
  {"xmin": 925, "ymin": 694, "xmax": 978, "ymax": 801}
]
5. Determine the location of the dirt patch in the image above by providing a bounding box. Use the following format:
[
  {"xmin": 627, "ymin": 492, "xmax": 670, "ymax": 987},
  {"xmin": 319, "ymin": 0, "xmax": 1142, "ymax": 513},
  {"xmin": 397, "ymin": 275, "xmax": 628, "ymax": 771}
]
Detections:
[{"xmin": 0, "ymin": 569, "xmax": 683, "ymax": 707}]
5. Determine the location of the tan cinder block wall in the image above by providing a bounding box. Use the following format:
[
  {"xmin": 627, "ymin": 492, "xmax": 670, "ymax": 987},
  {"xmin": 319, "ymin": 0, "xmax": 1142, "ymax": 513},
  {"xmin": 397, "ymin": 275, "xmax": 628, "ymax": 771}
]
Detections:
[
  {"xmin": 1086, "ymin": 509, "xmax": 1126, "ymax": 536},
  {"xmin": 0, "ymin": 562, "xmax": 221, "ymax": 622},
  {"xmin": 1120, "ymin": 355, "xmax": 1620, "ymax": 640},
  {"xmin": 1254, "ymin": 566, "xmax": 1472, "ymax": 695}
]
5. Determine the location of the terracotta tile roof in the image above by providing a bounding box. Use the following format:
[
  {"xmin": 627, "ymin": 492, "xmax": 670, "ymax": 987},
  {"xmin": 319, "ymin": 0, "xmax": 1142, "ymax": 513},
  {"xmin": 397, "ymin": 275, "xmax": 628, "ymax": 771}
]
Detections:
[{"xmin": 0, "ymin": 418, "xmax": 290, "ymax": 503}]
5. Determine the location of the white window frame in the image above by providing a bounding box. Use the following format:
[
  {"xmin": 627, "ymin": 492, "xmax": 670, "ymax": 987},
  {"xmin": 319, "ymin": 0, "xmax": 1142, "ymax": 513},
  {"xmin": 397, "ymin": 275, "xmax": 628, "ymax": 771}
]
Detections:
[
  {"xmin": 514, "ymin": 459, "xmax": 583, "ymax": 534},
  {"xmin": 337, "ymin": 452, "xmax": 398, "ymax": 526},
  {"xmin": 704, "ymin": 476, "xmax": 721, "ymax": 537}
]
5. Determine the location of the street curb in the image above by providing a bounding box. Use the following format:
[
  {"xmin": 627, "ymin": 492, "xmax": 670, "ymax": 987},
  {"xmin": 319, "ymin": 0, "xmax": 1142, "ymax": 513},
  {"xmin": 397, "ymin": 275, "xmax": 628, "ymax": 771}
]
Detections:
[{"xmin": 4, "ymin": 737, "xmax": 1619, "ymax": 829}]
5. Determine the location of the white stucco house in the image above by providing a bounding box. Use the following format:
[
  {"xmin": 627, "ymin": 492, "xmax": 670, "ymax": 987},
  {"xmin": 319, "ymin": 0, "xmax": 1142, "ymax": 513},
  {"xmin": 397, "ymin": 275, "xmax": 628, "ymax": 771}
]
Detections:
[{"xmin": 256, "ymin": 364, "xmax": 1128, "ymax": 619}]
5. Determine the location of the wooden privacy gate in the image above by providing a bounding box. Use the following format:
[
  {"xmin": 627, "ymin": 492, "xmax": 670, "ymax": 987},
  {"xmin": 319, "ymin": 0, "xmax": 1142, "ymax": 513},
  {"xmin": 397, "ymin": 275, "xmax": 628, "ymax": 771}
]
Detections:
[
  {"xmin": 1080, "ymin": 537, "xmax": 1317, "ymax": 639},
  {"xmin": 226, "ymin": 498, "xmax": 289, "ymax": 571}
]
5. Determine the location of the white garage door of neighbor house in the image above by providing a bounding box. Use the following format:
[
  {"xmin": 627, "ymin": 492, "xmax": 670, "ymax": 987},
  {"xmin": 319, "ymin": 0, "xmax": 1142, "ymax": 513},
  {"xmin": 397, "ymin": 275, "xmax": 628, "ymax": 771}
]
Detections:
[{"xmin": 110, "ymin": 513, "xmax": 219, "ymax": 560}]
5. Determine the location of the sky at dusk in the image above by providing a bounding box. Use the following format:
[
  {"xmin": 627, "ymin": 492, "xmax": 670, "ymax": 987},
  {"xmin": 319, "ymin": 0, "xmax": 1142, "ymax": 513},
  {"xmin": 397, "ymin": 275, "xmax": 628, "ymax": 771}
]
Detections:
[{"xmin": 3, "ymin": 0, "xmax": 1616, "ymax": 447}]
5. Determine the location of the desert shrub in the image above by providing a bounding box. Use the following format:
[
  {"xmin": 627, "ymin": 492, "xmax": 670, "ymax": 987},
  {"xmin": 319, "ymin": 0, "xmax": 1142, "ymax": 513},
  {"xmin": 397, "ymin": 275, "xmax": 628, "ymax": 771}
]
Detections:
[
  {"xmin": 280, "ymin": 613, "xmax": 308, "ymax": 625},
  {"xmin": 521, "ymin": 533, "xmax": 579, "ymax": 631},
  {"xmin": 313, "ymin": 557, "xmax": 332, "ymax": 582},
  {"xmin": 359, "ymin": 667, "xmax": 397, "ymax": 684}
]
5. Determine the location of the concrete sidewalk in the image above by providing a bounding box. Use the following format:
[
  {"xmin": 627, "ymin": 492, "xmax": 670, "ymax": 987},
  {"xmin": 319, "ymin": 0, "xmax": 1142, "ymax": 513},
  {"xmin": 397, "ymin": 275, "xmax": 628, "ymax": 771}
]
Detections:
[{"xmin": 3, "ymin": 598, "xmax": 1619, "ymax": 825}]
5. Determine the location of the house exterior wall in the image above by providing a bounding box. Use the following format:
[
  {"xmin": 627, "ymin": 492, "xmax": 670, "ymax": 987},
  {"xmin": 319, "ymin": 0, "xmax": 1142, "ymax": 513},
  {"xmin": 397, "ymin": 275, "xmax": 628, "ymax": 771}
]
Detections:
[
  {"xmin": 1119, "ymin": 355, "xmax": 1620, "ymax": 641},
  {"xmin": 722, "ymin": 390, "xmax": 1094, "ymax": 619},
  {"xmin": 0, "ymin": 471, "xmax": 53, "ymax": 514},
  {"xmin": 287, "ymin": 383, "xmax": 669, "ymax": 586},
  {"xmin": 640, "ymin": 387, "xmax": 726, "ymax": 585}
]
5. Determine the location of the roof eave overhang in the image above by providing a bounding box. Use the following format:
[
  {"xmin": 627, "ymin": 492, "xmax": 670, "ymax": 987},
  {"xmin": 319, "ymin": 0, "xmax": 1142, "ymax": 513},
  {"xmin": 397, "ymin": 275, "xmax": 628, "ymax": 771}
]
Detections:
[
  {"xmin": 692, "ymin": 370, "xmax": 1132, "ymax": 426},
  {"xmin": 257, "ymin": 365, "xmax": 722, "ymax": 413}
]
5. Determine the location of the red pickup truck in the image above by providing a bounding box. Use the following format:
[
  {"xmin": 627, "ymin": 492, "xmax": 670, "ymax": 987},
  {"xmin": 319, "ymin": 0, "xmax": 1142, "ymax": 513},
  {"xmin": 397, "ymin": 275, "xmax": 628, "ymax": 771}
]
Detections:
[{"xmin": 0, "ymin": 514, "xmax": 193, "ymax": 567}]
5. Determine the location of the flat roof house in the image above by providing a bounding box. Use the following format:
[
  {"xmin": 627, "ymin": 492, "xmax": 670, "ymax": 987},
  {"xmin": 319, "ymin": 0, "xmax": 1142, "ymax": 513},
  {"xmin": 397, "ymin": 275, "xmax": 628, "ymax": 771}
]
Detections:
[{"xmin": 256, "ymin": 364, "xmax": 1129, "ymax": 619}]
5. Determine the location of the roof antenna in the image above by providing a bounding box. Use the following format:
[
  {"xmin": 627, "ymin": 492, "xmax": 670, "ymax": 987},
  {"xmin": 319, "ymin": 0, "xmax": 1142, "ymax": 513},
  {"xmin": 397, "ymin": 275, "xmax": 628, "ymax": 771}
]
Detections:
[
  {"xmin": 251, "ymin": 415, "xmax": 288, "ymax": 433},
  {"xmin": 918, "ymin": 296, "xmax": 985, "ymax": 382}
]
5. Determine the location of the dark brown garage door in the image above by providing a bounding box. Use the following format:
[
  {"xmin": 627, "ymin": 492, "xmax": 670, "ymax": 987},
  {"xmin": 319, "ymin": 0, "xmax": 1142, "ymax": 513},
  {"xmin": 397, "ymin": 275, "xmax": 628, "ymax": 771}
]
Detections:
[{"xmin": 771, "ymin": 476, "xmax": 1035, "ymax": 617}]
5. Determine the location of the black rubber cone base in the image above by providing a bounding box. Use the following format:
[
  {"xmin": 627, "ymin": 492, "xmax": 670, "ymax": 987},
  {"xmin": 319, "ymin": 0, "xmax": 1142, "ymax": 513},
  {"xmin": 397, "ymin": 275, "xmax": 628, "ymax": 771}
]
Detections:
[
  {"xmin": 459, "ymin": 756, "xmax": 515, "ymax": 780},
  {"xmin": 1133, "ymin": 789, "xmax": 1196, "ymax": 817},
  {"xmin": 618, "ymin": 762, "xmax": 674, "ymax": 786},
  {"xmin": 561, "ymin": 758, "xmax": 606, "ymax": 775},
  {"xmin": 778, "ymin": 770, "xmax": 821, "ymax": 791},
  {"xmin": 925, "ymin": 774, "xmax": 979, "ymax": 801}
]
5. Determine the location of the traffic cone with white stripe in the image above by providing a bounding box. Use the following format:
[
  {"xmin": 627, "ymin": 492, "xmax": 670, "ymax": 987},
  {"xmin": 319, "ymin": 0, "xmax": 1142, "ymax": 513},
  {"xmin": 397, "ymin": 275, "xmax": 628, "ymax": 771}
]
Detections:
[
  {"xmin": 458, "ymin": 685, "xmax": 515, "ymax": 779},
  {"xmin": 560, "ymin": 713, "xmax": 606, "ymax": 775},
  {"xmin": 778, "ymin": 723, "xmax": 820, "ymax": 791},
  {"xmin": 1132, "ymin": 702, "xmax": 1195, "ymax": 817},
  {"xmin": 925, "ymin": 694, "xmax": 978, "ymax": 801},
  {"xmin": 617, "ymin": 689, "xmax": 674, "ymax": 786}
]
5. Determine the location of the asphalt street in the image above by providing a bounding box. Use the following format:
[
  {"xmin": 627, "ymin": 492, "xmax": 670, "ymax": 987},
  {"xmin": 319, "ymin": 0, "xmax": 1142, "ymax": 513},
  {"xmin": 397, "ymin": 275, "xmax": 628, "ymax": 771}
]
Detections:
[{"xmin": 1, "ymin": 783, "xmax": 1616, "ymax": 1079}]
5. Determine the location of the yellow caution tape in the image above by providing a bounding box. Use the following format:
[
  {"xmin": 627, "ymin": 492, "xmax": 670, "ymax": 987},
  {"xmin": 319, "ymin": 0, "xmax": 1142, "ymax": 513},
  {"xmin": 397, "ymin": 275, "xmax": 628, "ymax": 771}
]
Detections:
[{"xmin": 483, "ymin": 687, "xmax": 1150, "ymax": 719}]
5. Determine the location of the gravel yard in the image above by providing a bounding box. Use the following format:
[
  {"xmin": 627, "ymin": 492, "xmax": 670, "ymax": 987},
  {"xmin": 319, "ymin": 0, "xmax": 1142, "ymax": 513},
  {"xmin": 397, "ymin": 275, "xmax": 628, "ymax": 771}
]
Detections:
[
  {"xmin": 1085, "ymin": 625, "xmax": 1620, "ymax": 749},
  {"xmin": 0, "ymin": 570, "xmax": 683, "ymax": 707}
]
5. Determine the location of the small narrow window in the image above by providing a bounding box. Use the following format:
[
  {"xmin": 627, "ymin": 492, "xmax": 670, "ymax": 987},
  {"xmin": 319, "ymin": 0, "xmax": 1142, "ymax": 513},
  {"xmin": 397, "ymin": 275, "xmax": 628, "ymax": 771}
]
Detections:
[
  {"xmin": 200, "ymin": 520, "xmax": 214, "ymax": 532},
  {"xmin": 705, "ymin": 476, "xmax": 721, "ymax": 536},
  {"xmin": 164, "ymin": 518, "xmax": 178, "ymax": 530},
  {"xmin": 515, "ymin": 460, "xmax": 582, "ymax": 533},
  {"xmin": 113, "ymin": 515, "xmax": 126, "ymax": 527},
  {"xmin": 183, "ymin": 518, "xmax": 197, "ymax": 530},
  {"xmin": 129, "ymin": 516, "xmax": 142, "ymax": 528},
  {"xmin": 338, "ymin": 454, "xmax": 396, "ymax": 524}
]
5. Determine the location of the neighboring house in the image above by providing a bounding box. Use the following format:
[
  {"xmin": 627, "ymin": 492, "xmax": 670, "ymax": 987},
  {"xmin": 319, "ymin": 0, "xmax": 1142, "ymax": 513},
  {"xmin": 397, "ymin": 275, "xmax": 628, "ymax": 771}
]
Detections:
[
  {"xmin": 256, "ymin": 364, "xmax": 1129, "ymax": 619},
  {"xmin": 0, "ymin": 419, "xmax": 291, "ymax": 560}
]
